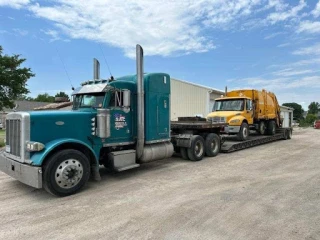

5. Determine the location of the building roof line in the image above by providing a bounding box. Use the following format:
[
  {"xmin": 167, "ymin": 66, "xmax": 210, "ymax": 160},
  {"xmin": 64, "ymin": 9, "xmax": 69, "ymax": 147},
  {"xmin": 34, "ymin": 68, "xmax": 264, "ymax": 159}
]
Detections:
[{"xmin": 171, "ymin": 77, "xmax": 224, "ymax": 94}]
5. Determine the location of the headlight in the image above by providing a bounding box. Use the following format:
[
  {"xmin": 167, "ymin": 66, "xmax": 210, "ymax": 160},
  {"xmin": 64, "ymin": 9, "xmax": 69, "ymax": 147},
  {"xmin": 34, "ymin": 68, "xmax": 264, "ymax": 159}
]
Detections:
[
  {"xmin": 230, "ymin": 119, "xmax": 240, "ymax": 123},
  {"xmin": 26, "ymin": 141, "xmax": 45, "ymax": 152}
]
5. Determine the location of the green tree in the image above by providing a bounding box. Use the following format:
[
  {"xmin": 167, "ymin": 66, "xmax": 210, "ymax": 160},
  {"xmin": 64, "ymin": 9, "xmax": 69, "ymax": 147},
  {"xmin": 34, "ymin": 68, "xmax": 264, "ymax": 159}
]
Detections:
[
  {"xmin": 0, "ymin": 46, "xmax": 35, "ymax": 110},
  {"xmin": 305, "ymin": 114, "xmax": 317, "ymax": 125},
  {"xmin": 308, "ymin": 102, "xmax": 319, "ymax": 115},
  {"xmin": 34, "ymin": 93, "xmax": 55, "ymax": 102},
  {"xmin": 55, "ymin": 91, "xmax": 70, "ymax": 101},
  {"xmin": 283, "ymin": 102, "xmax": 304, "ymax": 120}
]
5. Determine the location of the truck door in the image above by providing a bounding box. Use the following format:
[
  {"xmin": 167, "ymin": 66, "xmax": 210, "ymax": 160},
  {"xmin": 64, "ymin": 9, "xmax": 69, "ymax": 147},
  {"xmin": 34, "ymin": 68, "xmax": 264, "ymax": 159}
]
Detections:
[
  {"xmin": 108, "ymin": 90, "xmax": 133, "ymax": 143},
  {"xmin": 245, "ymin": 99, "xmax": 254, "ymax": 124}
]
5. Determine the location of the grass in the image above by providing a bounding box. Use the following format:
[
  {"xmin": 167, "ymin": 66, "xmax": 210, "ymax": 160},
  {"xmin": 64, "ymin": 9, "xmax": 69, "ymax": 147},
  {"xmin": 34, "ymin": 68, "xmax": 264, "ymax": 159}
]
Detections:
[{"xmin": 0, "ymin": 129, "xmax": 5, "ymax": 148}]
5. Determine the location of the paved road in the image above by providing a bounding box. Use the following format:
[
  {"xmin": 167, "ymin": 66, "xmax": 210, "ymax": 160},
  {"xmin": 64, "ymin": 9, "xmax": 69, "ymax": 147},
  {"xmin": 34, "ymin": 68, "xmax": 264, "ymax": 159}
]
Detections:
[{"xmin": 0, "ymin": 128, "xmax": 319, "ymax": 240}]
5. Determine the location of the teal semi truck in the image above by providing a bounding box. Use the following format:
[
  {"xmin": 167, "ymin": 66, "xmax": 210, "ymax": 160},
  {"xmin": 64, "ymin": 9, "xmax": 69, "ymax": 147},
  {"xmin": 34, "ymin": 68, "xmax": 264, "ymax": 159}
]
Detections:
[{"xmin": 0, "ymin": 45, "xmax": 226, "ymax": 196}]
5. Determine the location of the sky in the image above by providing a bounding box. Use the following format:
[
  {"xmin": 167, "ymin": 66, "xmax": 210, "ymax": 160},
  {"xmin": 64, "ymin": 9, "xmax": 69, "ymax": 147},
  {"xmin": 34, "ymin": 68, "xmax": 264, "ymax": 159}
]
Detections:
[{"xmin": 0, "ymin": 0, "xmax": 319, "ymax": 110}]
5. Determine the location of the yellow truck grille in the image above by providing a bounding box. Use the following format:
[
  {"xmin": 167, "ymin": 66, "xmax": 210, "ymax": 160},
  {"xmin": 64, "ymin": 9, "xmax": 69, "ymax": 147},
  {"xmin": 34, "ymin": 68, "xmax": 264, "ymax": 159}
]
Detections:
[{"xmin": 209, "ymin": 117, "xmax": 226, "ymax": 123}]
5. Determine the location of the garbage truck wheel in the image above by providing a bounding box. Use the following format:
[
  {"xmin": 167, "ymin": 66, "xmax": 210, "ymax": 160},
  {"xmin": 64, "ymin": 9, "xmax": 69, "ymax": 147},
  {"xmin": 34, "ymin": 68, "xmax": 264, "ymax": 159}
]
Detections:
[{"xmin": 237, "ymin": 122, "xmax": 249, "ymax": 141}]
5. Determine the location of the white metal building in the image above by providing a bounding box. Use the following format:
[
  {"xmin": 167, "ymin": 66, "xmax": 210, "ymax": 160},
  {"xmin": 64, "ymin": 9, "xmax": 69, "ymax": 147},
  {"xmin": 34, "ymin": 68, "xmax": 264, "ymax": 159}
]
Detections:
[
  {"xmin": 170, "ymin": 78, "xmax": 224, "ymax": 120},
  {"xmin": 280, "ymin": 105, "xmax": 294, "ymax": 128}
]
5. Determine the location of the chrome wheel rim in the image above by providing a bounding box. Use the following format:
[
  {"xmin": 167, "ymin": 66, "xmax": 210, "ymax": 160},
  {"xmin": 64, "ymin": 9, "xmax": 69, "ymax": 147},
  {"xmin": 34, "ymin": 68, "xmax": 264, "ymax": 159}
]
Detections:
[
  {"xmin": 195, "ymin": 141, "xmax": 204, "ymax": 157},
  {"xmin": 55, "ymin": 159, "xmax": 83, "ymax": 189},
  {"xmin": 211, "ymin": 140, "xmax": 218, "ymax": 152},
  {"xmin": 243, "ymin": 127, "xmax": 248, "ymax": 137}
]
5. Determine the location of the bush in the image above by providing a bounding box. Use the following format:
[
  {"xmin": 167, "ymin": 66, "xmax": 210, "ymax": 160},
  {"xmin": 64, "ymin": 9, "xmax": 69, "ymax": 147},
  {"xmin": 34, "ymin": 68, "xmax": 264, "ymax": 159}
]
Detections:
[{"xmin": 306, "ymin": 114, "xmax": 317, "ymax": 124}]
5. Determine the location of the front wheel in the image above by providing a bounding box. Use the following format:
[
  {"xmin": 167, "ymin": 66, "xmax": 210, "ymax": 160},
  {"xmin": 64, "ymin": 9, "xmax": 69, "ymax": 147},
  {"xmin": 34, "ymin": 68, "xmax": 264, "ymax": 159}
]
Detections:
[
  {"xmin": 43, "ymin": 149, "xmax": 90, "ymax": 197},
  {"xmin": 237, "ymin": 122, "xmax": 249, "ymax": 141}
]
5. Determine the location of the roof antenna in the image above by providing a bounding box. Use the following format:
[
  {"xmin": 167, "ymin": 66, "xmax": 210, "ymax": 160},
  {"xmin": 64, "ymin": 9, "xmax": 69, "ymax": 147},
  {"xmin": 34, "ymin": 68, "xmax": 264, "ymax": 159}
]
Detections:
[
  {"xmin": 55, "ymin": 46, "xmax": 75, "ymax": 90},
  {"xmin": 99, "ymin": 43, "xmax": 114, "ymax": 81}
]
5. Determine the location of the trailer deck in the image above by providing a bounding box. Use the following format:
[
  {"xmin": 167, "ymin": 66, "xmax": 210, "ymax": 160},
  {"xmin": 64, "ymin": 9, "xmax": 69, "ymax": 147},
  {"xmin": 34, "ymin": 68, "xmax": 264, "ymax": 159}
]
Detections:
[{"xmin": 220, "ymin": 128, "xmax": 291, "ymax": 153}]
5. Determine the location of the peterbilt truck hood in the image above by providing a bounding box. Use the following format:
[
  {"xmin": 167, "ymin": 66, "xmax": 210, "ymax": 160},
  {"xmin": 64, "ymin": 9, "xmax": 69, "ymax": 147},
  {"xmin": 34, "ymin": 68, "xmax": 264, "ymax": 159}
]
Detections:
[{"xmin": 29, "ymin": 110, "xmax": 96, "ymax": 144}]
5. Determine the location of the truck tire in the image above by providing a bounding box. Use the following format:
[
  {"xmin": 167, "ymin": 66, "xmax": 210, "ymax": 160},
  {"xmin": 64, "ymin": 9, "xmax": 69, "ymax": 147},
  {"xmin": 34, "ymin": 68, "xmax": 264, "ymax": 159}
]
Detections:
[
  {"xmin": 43, "ymin": 149, "xmax": 90, "ymax": 197},
  {"xmin": 267, "ymin": 121, "xmax": 276, "ymax": 135},
  {"xmin": 187, "ymin": 135, "xmax": 205, "ymax": 161},
  {"xmin": 237, "ymin": 122, "xmax": 249, "ymax": 141},
  {"xmin": 258, "ymin": 121, "xmax": 266, "ymax": 135},
  {"xmin": 205, "ymin": 133, "xmax": 220, "ymax": 157},
  {"xmin": 180, "ymin": 147, "xmax": 189, "ymax": 160}
]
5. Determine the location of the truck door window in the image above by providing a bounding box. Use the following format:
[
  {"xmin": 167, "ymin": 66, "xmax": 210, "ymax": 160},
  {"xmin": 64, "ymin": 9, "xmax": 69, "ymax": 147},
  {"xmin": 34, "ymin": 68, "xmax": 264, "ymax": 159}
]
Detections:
[
  {"xmin": 109, "ymin": 91, "xmax": 124, "ymax": 108},
  {"xmin": 246, "ymin": 99, "xmax": 252, "ymax": 111}
]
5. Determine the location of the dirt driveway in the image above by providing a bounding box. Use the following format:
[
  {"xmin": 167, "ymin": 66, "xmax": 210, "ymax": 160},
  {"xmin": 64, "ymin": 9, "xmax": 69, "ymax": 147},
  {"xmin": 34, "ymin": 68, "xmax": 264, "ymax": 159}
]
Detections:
[{"xmin": 0, "ymin": 128, "xmax": 319, "ymax": 240}]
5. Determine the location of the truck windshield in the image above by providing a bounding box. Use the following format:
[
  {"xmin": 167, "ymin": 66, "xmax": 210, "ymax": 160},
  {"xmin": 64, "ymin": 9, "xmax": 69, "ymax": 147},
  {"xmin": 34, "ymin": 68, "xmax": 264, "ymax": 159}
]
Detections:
[
  {"xmin": 213, "ymin": 99, "xmax": 244, "ymax": 111},
  {"xmin": 73, "ymin": 93, "xmax": 105, "ymax": 109}
]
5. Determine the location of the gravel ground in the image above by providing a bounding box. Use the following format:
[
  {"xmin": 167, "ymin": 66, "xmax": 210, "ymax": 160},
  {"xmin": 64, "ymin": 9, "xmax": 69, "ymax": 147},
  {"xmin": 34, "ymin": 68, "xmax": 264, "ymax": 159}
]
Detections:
[{"xmin": 0, "ymin": 127, "xmax": 319, "ymax": 240}]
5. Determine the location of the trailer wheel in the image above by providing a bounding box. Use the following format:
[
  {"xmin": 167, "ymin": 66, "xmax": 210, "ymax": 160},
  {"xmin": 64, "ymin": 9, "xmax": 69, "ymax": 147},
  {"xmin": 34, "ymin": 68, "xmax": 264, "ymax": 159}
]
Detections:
[
  {"xmin": 237, "ymin": 122, "xmax": 249, "ymax": 141},
  {"xmin": 258, "ymin": 121, "xmax": 266, "ymax": 135},
  {"xmin": 43, "ymin": 149, "xmax": 90, "ymax": 197},
  {"xmin": 205, "ymin": 133, "xmax": 220, "ymax": 157},
  {"xmin": 187, "ymin": 135, "xmax": 205, "ymax": 161},
  {"xmin": 287, "ymin": 129, "xmax": 292, "ymax": 139},
  {"xmin": 267, "ymin": 121, "xmax": 276, "ymax": 135},
  {"xmin": 180, "ymin": 147, "xmax": 189, "ymax": 160},
  {"xmin": 283, "ymin": 129, "xmax": 288, "ymax": 140}
]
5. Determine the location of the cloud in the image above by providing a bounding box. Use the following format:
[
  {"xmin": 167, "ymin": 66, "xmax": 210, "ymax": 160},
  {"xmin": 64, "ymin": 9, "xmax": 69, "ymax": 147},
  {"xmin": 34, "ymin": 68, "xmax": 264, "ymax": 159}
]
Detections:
[
  {"xmin": 267, "ymin": 0, "xmax": 306, "ymax": 24},
  {"xmin": 264, "ymin": 32, "xmax": 284, "ymax": 40},
  {"xmin": 41, "ymin": 29, "xmax": 61, "ymax": 42},
  {"xmin": 272, "ymin": 68, "xmax": 316, "ymax": 77},
  {"xmin": 230, "ymin": 75, "xmax": 320, "ymax": 92},
  {"xmin": 312, "ymin": 0, "xmax": 320, "ymax": 18},
  {"xmin": 0, "ymin": 0, "xmax": 30, "ymax": 9},
  {"xmin": 13, "ymin": 28, "xmax": 28, "ymax": 36},
  {"xmin": 0, "ymin": 0, "xmax": 316, "ymax": 58},
  {"xmin": 277, "ymin": 42, "xmax": 291, "ymax": 47},
  {"xmin": 28, "ymin": 1, "xmax": 219, "ymax": 58},
  {"xmin": 297, "ymin": 20, "xmax": 320, "ymax": 34},
  {"xmin": 293, "ymin": 43, "xmax": 320, "ymax": 55}
]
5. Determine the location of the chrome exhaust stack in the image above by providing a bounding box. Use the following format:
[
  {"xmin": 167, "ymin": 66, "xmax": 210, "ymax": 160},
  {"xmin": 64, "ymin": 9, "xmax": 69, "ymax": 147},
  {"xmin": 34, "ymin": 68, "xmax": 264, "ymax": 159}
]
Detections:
[
  {"xmin": 93, "ymin": 58, "xmax": 100, "ymax": 80},
  {"xmin": 136, "ymin": 44, "xmax": 145, "ymax": 160}
]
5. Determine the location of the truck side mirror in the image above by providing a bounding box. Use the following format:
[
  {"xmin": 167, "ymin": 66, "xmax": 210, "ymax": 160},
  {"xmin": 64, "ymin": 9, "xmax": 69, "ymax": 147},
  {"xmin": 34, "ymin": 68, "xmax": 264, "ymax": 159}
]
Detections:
[{"xmin": 122, "ymin": 90, "xmax": 131, "ymax": 108}]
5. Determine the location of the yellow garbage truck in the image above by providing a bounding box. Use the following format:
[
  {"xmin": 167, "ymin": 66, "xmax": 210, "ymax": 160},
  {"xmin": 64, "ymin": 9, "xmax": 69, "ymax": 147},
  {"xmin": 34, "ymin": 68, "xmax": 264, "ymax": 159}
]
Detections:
[{"xmin": 207, "ymin": 89, "xmax": 281, "ymax": 141}]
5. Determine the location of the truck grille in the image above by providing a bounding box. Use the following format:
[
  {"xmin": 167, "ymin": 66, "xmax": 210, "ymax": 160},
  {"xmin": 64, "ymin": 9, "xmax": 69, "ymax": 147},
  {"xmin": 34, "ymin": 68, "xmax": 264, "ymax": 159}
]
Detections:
[
  {"xmin": 209, "ymin": 117, "xmax": 226, "ymax": 123},
  {"xmin": 5, "ymin": 119, "xmax": 21, "ymax": 157}
]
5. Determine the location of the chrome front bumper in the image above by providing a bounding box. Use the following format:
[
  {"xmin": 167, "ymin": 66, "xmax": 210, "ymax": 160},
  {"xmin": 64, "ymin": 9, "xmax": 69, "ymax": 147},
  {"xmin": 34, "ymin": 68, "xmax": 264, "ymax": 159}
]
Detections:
[
  {"xmin": 0, "ymin": 151, "xmax": 42, "ymax": 188},
  {"xmin": 223, "ymin": 126, "xmax": 240, "ymax": 134}
]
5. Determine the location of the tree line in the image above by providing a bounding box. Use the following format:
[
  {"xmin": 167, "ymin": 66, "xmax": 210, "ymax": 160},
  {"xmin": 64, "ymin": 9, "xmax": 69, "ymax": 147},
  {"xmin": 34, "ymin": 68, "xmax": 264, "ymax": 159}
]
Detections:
[
  {"xmin": 0, "ymin": 45, "xmax": 70, "ymax": 111},
  {"xmin": 283, "ymin": 102, "xmax": 319, "ymax": 126},
  {"xmin": 18, "ymin": 92, "xmax": 70, "ymax": 103}
]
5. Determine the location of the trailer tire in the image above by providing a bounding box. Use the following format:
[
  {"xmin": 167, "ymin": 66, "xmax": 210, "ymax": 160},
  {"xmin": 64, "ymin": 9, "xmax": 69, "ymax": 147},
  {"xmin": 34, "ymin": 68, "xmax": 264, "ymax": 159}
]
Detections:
[
  {"xmin": 180, "ymin": 147, "xmax": 189, "ymax": 160},
  {"xmin": 237, "ymin": 122, "xmax": 249, "ymax": 141},
  {"xmin": 187, "ymin": 135, "xmax": 205, "ymax": 161},
  {"xmin": 43, "ymin": 149, "xmax": 90, "ymax": 197},
  {"xmin": 287, "ymin": 129, "xmax": 292, "ymax": 139},
  {"xmin": 283, "ymin": 129, "xmax": 288, "ymax": 140},
  {"xmin": 205, "ymin": 133, "xmax": 220, "ymax": 157},
  {"xmin": 267, "ymin": 121, "xmax": 276, "ymax": 135}
]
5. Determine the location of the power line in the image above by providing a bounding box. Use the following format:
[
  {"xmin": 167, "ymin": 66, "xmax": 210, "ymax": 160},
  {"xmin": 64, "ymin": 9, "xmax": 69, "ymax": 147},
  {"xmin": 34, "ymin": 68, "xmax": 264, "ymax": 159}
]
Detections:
[
  {"xmin": 99, "ymin": 43, "xmax": 113, "ymax": 77},
  {"xmin": 55, "ymin": 46, "xmax": 74, "ymax": 90}
]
